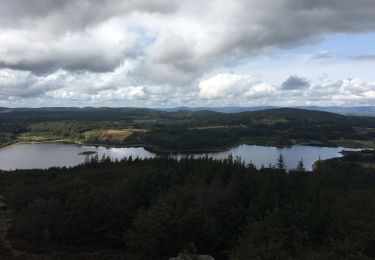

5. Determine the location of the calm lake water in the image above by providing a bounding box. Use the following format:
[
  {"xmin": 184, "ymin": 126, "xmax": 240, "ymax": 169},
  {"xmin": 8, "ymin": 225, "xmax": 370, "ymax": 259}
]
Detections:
[{"xmin": 0, "ymin": 143, "xmax": 361, "ymax": 171}]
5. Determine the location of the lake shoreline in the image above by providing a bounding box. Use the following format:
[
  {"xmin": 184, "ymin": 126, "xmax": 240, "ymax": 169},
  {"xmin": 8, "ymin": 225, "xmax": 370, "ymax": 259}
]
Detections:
[
  {"xmin": 0, "ymin": 142, "xmax": 363, "ymax": 172},
  {"xmin": 0, "ymin": 140, "xmax": 80, "ymax": 150},
  {"xmin": 0, "ymin": 138, "xmax": 370, "ymax": 154}
]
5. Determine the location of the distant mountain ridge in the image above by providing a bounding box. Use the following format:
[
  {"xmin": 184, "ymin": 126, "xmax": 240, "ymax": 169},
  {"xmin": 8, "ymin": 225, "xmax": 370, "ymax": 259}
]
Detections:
[
  {"xmin": 157, "ymin": 106, "xmax": 375, "ymax": 116},
  {"xmin": 0, "ymin": 106, "xmax": 374, "ymax": 116}
]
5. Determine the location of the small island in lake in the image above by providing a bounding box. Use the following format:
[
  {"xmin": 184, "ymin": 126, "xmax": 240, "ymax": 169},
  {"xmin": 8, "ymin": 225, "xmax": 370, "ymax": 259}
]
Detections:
[{"xmin": 78, "ymin": 151, "xmax": 98, "ymax": 156}]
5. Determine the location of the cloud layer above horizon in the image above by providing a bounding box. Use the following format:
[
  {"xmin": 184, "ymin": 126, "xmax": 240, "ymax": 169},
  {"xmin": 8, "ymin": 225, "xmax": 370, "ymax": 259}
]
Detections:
[{"xmin": 1, "ymin": 0, "xmax": 375, "ymax": 107}]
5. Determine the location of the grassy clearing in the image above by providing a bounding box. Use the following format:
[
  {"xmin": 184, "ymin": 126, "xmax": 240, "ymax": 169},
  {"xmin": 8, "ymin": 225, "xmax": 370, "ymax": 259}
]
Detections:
[
  {"xmin": 83, "ymin": 129, "xmax": 148, "ymax": 144},
  {"xmin": 17, "ymin": 132, "xmax": 66, "ymax": 143},
  {"xmin": 253, "ymin": 117, "xmax": 288, "ymax": 126}
]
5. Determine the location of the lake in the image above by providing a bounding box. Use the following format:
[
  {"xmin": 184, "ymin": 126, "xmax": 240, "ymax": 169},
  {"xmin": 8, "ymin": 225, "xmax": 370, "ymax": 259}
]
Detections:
[{"xmin": 0, "ymin": 143, "xmax": 361, "ymax": 171}]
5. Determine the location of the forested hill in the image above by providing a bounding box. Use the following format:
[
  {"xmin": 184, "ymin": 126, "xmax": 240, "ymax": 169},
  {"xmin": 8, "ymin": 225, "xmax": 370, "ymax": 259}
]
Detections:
[
  {"xmin": 240, "ymin": 107, "xmax": 346, "ymax": 121},
  {"xmin": 158, "ymin": 106, "xmax": 375, "ymax": 116},
  {"xmin": 1, "ymin": 151, "xmax": 375, "ymax": 259},
  {"xmin": 0, "ymin": 106, "xmax": 366, "ymax": 122},
  {"xmin": 0, "ymin": 107, "xmax": 374, "ymax": 151},
  {"xmin": 0, "ymin": 107, "xmax": 161, "ymax": 120}
]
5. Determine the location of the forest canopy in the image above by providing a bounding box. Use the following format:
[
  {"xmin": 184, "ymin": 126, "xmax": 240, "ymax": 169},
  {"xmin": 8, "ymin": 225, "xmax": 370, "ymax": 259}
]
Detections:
[{"xmin": 0, "ymin": 150, "xmax": 375, "ymax": 259}]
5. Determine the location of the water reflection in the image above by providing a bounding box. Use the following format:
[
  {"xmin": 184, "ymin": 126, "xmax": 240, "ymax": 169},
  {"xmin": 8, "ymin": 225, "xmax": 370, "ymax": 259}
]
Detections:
[{"xmin": 0, "ymin": 143, "xmax": 361, "ymax": 171}]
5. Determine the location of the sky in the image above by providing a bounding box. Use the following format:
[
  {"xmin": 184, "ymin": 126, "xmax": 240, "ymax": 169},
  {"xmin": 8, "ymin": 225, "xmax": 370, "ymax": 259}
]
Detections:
[{"xmin": 0, "ymin": 0, "xmax": 375, "ymax": 108}]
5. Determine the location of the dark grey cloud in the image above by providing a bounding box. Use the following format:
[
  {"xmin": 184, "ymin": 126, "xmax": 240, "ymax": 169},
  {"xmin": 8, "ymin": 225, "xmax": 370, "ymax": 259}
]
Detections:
[
  {"xmin": 0, "ymin": 53, "xmax": 124, "ymax": 74},
  {"xmin": 0, "ymin": 0, "xmax": 375, "ymax": 76},
  {"xmin": 282, "ymin": 76, "xmax": 311, "ymax": 90},
  {"xmin": 0, "ymin": 0, "xmax": 179, "ymax": 30}
]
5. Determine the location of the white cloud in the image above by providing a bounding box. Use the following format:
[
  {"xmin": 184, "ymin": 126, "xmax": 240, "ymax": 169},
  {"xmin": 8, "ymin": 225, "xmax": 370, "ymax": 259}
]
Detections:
[
  {"xmin": 198, "ymin": 74, "xmax": 375, "ymax": 106},
  {"xmin": 0, "ymin": 0, "xmax": 375, "ymax": 106},
  {"xmin": 199, "ymin": 74, "xmax": 258, "ymax": 99},
  {"xmin": 0, "ymin": 18, "xmax": 141, "ymax": 73},
  {"xmin": 1, "ymin": 67, "xmax": 375, "ymax": 107}
]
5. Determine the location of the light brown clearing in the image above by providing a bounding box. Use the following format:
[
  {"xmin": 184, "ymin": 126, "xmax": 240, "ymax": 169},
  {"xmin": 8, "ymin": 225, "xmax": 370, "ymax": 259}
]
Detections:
[{"xmin": 88, "ymin": 129, "xmax": 149, "ymax": 143}]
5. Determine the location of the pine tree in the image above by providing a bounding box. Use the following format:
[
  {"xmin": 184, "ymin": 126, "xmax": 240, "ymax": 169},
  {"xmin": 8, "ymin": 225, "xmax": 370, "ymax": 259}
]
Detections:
[
  {"xmin": 296, "ymin": 158, "xmax": 305, "ymax": 173},
  {"xmin": 276, "ymin": 154, "xmax": 286, "ymax": 172}
]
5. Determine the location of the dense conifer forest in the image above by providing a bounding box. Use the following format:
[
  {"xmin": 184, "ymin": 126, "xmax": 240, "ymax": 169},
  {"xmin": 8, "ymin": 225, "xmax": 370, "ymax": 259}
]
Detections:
[{"xmin": 0, "ymin": 150, "xmax": 375, "ymax": 259}]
